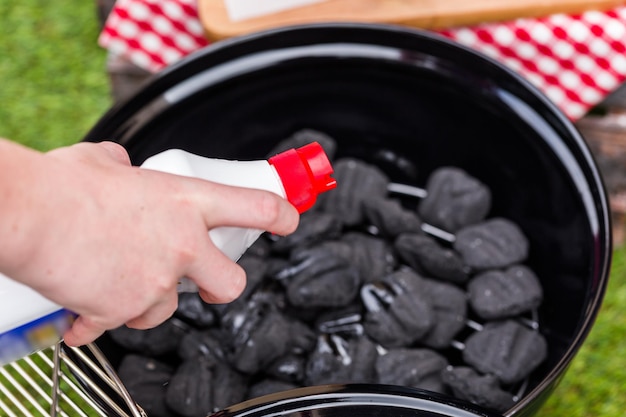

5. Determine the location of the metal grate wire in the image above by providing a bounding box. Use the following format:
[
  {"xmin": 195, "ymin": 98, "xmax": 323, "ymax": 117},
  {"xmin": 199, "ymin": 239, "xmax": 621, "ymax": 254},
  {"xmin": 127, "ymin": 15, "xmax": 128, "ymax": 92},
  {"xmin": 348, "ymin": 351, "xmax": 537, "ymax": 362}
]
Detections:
[{"xmin": 0, "ymin": 342, "xmax": 146, "ymax": 417}]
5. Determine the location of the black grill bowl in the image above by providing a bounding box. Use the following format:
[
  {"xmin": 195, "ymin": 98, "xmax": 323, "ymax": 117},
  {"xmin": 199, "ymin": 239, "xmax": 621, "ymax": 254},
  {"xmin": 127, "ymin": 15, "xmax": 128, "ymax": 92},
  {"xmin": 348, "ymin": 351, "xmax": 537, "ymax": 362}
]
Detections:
[{"xmin": 83, "ymin": 23, "xmax": 612, "ymax": 417}]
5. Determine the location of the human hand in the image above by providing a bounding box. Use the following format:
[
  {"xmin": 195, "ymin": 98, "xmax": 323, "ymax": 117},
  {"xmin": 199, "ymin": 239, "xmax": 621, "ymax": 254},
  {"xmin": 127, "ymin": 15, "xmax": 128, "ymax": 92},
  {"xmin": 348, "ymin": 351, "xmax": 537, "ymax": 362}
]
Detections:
[{"xmin": 0, "ymin": 140, "xmax": 299, "ymax": 346}]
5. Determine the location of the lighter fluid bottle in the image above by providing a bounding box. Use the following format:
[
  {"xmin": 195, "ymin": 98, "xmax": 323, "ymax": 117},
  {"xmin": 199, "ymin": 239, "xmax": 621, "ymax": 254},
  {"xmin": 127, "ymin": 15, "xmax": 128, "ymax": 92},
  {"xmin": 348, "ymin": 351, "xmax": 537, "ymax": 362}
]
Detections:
[{"xmin": 0, "ymin": 142, "xmax": 336, "ymax": 364}]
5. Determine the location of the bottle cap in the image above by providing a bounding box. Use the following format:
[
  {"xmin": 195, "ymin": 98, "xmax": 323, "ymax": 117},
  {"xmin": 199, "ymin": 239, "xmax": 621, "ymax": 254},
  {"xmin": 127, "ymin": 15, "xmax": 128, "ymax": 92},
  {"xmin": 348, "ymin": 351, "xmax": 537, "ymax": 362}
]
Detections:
[{"xmin": 269, "ymin": 142, "xmax": 337, "ymax": 213}]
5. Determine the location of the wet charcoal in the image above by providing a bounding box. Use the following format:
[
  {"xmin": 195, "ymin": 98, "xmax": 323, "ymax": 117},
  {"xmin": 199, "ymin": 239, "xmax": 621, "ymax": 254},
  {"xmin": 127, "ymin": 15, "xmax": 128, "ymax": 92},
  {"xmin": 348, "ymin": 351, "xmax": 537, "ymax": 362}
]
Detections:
[
  {"xmin": 247, "ymin": 379, "xmax": 301, "ymax": 400},
  {"xmin": 108, "ymin": 318, "xmax": 189, "ymax": 356},
  {"xmin": 418, "ymin": 167, "xmax": 492, "ymax": 232},
  {"xmin": 305, "ymin": 334, "xmax": 379, "ymax": 385},
  {"xmin": 454, "ymin": 218, "xmax": 529, "ymax": 270},
  {"xmin": 108, "ymin": 144, "xmax": 549, "ymax": 411},
  {"xmin": 175, "ymin": 293, "xmax": 216, "ymax": 328},
  {"xmin": 271, "ymin": 211, "xmax": 343, "ymax": 254},
  {"xmin": 290, "ymin": 239, "xmax": 354, "ymax": 267},
  {"xmin": 165, "ymin": 358, "xmax": 214, "ymax": 417},
  {"xmin": 362, "ymin": 197, "xmax": 422, "ymax": 239},
  {"xmin": 265, "ymin": 354, "xmax": 307, "ymax": 383},
  {"xmin": 222, "ymin": 300, "xmax": 316, "ymax": 374},
  {"xmin": 277, "ymin": 244, "xmax": 346, "ymax": 282},
  {"xmin": 213, "ymin": 257, "xmax": 282, "ymax": 320},
  {"xmin": 177, "ymin": 329, "xmax": 226, "ymax": 361},
  {"xmin": 284, "ymin": 254, "xmax": 361, "ymax": 308},
  {"xmin": 221, "ymin": 301, "xmax": 290, "ymax": 374},
  {"xmin": 315, "ymin": 305, "xmax": 364, "ymax": 338},
  {"xmin": 419, "ymin": 278, "xmax": 468, "ymax": 349},
  {"xmin": 319, "ymin": 158, "xmax": 389, "ymax": 226},
  {"xmin": 166, "ymin": 357, "xmax": 248, "ymax": 416},
  {"xmin": 395, "ymin": 233, "xmax": 469, "ymax": 283},
  {"xmin": 238, "ymin": 254, "xmax": 271, "ymax": 299},
  {"xmin": 289, "ymin": 318, "xmax": 319, "ymax": 354},
  {"xmin": 268, "ymin": 128, "xmax": 338, "ymax": 161},
  {"xmin": 376, "ymin": 348, "xmax": 449, "ymax": 393},
  {"xmin": 342, "ymin": 232, "xmax": 397, "ymax": 284},
  {"xmin": 117, "ymin": 354, "xmax": 173, "ymax": 417},
  {"xmin": 468, "ymin": 265, "xmax": 543, "ymax": 320},
  {"xmin": 210, "ymin": 359, "xmax": 250, "ymax": 412},
  {"xmin": 462, "ymin": 320, "xmax": 548, "ymax": 385},
  {"xmin": 442, "ymin": 366, "xmax": 516, "ymax": 413},
  {"xmin": 362, "ymin": 269, "xmax": 434, "ymax": 347}
]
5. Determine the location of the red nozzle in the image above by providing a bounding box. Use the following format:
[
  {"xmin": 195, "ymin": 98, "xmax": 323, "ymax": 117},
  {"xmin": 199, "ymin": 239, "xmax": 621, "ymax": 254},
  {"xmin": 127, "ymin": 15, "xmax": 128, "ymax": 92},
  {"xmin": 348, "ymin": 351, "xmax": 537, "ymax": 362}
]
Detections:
[{"xmin": 268, "ymin": 141, "xmax": 337, "ymax": 213}]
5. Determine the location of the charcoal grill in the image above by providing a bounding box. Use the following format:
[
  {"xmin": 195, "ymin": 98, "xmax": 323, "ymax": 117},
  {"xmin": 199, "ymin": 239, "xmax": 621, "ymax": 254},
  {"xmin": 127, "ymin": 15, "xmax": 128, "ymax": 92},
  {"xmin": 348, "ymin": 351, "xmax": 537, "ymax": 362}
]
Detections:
[
  {"xmin": 2, "ymin": 21, "xmax": 610, "ymax": 417},
  {"xmin": 0, "ymin": 342, "xmax": 145, "ymax": 417}
]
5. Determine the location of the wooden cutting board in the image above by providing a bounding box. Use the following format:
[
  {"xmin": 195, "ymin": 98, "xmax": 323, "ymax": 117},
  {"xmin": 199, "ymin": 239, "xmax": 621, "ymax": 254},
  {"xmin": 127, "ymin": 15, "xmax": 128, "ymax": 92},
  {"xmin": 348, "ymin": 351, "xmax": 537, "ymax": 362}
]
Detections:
[{"xmin": 198, "ymin": 0, "xmax": 626, "ymax": 40}]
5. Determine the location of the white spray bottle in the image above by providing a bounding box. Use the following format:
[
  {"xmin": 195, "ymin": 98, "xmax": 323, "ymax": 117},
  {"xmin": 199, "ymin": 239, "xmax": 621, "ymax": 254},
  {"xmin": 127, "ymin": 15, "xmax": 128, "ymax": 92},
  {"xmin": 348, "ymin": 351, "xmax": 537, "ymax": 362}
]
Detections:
[{"xmin": 0, "ymin": 141, "xmax": 336, "ymax": 364}]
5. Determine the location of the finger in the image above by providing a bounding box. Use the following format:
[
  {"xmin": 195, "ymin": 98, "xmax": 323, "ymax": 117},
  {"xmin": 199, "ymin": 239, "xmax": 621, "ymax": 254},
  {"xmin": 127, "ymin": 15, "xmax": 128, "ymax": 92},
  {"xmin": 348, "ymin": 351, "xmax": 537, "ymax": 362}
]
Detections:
[
  {"xmin": 125, "ymin": 291, "xmax": 179, "ymax": 330},
  {"xmin": 97, "ymin": 141, "xmax": 132, "ymax": 166},
  {"xmin": 62, "ymin": 315, "xmax": 108, "ymax": 347},
  {"xmin": 47, "ymin": 141, "xmax": 130, "ymax": 168},
  {"xmin": 197, "ymin": 182, "xmax": 300, "ymax": 236},
  {"xmin": 188, "ymin": 241, "xmax": 248, "ymax": 304}
]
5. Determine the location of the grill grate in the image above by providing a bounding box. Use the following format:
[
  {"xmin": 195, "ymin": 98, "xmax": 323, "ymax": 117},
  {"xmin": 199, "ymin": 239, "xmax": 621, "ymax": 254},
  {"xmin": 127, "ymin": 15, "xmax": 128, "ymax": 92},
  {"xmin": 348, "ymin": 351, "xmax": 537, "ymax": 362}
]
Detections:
[{"xmin": 0, "ymin": 343, "xmax": 145, "ymax": 417}]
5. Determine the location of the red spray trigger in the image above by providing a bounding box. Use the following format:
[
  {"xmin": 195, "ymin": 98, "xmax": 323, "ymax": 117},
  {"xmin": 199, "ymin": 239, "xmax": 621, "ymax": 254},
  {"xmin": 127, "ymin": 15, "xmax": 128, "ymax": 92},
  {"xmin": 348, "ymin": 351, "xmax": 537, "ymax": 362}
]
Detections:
[{"xmin": 268, "ymin": 141, "xmax": 337, "ymax": 213}]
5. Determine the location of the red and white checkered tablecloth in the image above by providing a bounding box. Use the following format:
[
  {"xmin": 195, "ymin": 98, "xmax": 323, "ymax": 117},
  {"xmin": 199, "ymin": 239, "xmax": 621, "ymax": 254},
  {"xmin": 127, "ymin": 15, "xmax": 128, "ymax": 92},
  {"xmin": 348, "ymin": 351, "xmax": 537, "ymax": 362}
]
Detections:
[
  {"xmin": 99, "ymin": 0, "xmax": 626, "ymax": 120},
  {"xmin": 100, "ymin": 0, "xmax": 210, "ymax": 71}
]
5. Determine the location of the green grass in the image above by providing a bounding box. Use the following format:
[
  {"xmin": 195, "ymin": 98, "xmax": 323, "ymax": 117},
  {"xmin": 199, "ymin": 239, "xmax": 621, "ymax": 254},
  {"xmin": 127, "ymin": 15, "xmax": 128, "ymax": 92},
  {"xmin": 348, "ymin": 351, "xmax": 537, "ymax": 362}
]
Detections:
[
  {"xmin": 540, "ymin": 244, "xmax": 626, "ymax": 416},
  {"xmin": 0, "ymin": 1, "xmax": 111, "ymax": 151},
  {"xmin": 1, "ymin": 1, "xmax": 626, "ymax": 416}
]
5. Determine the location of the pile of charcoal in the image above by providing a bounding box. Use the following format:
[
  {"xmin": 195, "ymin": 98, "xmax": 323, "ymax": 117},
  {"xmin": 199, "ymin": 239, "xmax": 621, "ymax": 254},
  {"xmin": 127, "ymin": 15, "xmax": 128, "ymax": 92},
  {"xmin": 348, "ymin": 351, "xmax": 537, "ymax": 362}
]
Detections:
[{"xmin": 108, "ymin": 129, "xmax": 548, "ymax": 417}]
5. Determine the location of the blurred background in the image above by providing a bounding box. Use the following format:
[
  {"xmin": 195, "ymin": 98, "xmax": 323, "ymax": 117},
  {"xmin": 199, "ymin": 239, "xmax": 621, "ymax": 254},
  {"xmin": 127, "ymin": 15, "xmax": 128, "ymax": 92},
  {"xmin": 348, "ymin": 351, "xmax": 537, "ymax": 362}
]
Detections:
[{"xmin": 0, "ymin": 1, "xmax": 625, "ymax": 416}]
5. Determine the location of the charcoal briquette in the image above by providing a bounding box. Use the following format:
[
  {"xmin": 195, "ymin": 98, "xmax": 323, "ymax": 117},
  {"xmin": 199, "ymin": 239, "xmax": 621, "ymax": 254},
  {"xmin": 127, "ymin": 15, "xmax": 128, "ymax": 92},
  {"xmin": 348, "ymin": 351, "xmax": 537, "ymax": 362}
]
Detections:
[
  {"xmin": 165, "ymin": 358, "xmax": 215, "ymax": 417},
  {"xmin": 441, "ymin": 366, "xmax": 516, "ymax": 413},
  {"xmin": 108, "ymin": 318, "xmax": 188, "ymax": 356},
  {"xmin": 288, "ymin": 317, "xmax": 319, "ymax": 354},
  {"xmin": 362, "ymin": 197, "xmax": 422, "ymax": 239},
  {"xmin": 419, "ymin": 277, "xmax": 468, "ymax": 349},
  {"xmin": 315, "ymin": 305, "xmax": 364, "ymax": 337},
  {"xmin": 265, "ymin": 353, "xmax": 307, "ymax": 383},
  {"xmin": 418, "ymin": 167, "xmax": 492, "ymax": 232},
  {"xmin": 238, "ymin": 254, "xmax": 270, "ymax": 297},
  {"xmin": 376, "ymin": 348, "xmax": 449, "ymax": 393},
  {"xmin": 177, "ymin": 329, "xmax": 226, "ymax": 362},
  {"xmin": 362, "ymin": 269, "xmax": 434, "ymax": 347},
  {"xmin": 468, "ymin": 265, "xmax": 543, "ymax": 320},
  {"xmin": 175, "ymin": 293, "xmax": 216, "ymax": 328},
  {"xmin": 271, "ymin": 211, "xmax": 343, "ymax": 254},
  {"xmin": 290, "ymin": 239, "xmax": 354, "ymax": 267},
  {"xmin": 117, "ymin": 354, "xmax": 173, "ymax": 417},
  {"xmin": 247, "ymin": 379, "xmax": 301, "ymax": 400},
  {"xmin": 454, "ymin": 218, "xmax": 529, "ymax": 270},
  {"xmin": 395, "ymin": 233, "xmax": 469, "ymax": 283},
  {"xmin": 210, "ymin": 359, "xmax": 249, "ymax": 412},
  {"xmin": 318, "ymin": 158, "xmax": 389, "ymax": 226},
  {"xmin": 166, "ymin": 357, "xmax": 248, "ymax": 416},
  {"xmin": 462, "ymin": 320, "xmax": 548, "ymax": 385},
  {"xmin": 305, "ymin": 334, "xmax": 379, "ymax": 385},
  {"xmin": 222, "ymin": 301, "xmax": 315, "ymax": 374},
  {"xmin": 284, "ymin": 254, "xmax": 361, "ymax": 308},
  {"xmin": 342, "ymin": 232, "xmax": 397, "ymax": 284}
]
